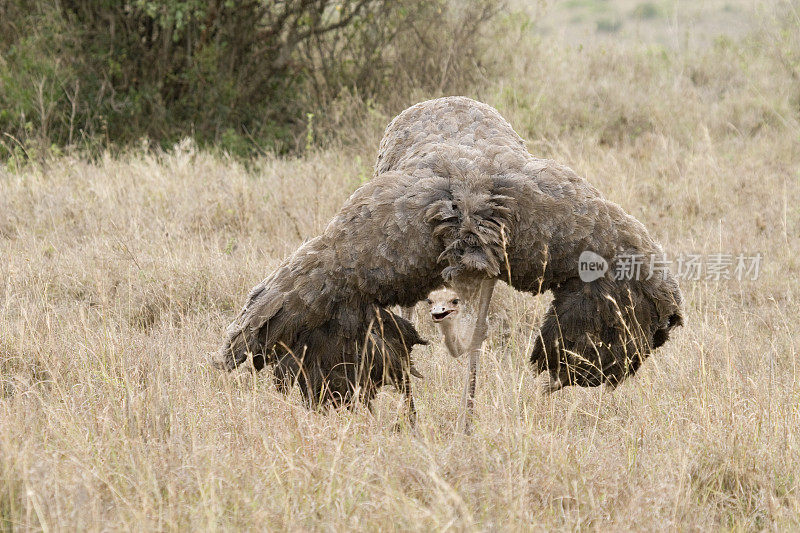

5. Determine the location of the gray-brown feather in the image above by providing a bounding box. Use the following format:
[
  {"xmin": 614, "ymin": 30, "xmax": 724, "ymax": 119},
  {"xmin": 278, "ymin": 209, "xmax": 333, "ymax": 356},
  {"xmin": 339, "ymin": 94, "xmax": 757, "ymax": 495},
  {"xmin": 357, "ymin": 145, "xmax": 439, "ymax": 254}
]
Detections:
[
  {"xmin": 375, "ymin": 96, "xmax": 683, "ymax": 388},
  {"xmin": 218, "ymin": 96, "xmax": 683, "ymax": 406}
]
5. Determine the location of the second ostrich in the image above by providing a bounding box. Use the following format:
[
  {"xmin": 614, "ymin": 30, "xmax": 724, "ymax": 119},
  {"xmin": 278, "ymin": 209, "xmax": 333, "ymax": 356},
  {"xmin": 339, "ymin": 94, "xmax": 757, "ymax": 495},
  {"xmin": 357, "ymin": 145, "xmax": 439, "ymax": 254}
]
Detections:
[
  {"xmin": 427, "ymin": 288, "xmax": 468, "ymax": 359},
  {"xmin": 217, "ymin": 97, "xmax": 684, "ymax": 429}
]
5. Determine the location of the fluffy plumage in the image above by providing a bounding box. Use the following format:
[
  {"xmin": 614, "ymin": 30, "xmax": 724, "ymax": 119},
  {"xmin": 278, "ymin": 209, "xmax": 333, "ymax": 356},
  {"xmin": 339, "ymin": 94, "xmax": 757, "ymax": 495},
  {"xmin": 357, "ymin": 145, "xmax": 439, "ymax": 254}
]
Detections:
[
  {"xmin": 217, "ymin": 96, "xmax": 683, "ymax": 413},
  {"xmin": 375, "ymin": 97, "xmax": 684, "ymax": 389},
  {"xmin": 217, "ymin": 171, "xmax": 440, "ymax": 409}
]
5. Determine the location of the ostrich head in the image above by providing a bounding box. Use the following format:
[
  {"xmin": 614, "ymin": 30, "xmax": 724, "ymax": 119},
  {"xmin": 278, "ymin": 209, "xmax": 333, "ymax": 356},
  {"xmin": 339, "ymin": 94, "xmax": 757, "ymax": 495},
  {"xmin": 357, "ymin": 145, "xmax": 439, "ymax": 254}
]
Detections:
[{"xmin": 427, "ymin": 288, "xmax": 461, "ymax": 324}]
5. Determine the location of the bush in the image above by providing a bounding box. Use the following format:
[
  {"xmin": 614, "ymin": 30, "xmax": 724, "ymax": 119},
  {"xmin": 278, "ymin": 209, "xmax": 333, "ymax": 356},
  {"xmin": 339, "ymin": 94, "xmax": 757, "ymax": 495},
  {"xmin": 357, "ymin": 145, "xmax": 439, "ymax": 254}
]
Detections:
[
  {"xmin": 596, "ymin": 16, "xmax": 623, "ymax": 33},
  {"xmin": 631, "ymin": 2, "xmax": 662, "ymax": 20},
  {"xmin": 0, "ymin": 0, "xmax": 503, "ymax": 158}
]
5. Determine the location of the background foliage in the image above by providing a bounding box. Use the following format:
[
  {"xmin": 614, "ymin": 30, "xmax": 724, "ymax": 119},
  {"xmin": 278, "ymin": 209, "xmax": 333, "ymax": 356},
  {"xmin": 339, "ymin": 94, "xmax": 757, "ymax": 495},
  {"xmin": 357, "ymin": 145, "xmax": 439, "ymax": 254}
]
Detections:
[{"xmin": 0, "ymin": 0, "xmax": 502, "ymax": 157}]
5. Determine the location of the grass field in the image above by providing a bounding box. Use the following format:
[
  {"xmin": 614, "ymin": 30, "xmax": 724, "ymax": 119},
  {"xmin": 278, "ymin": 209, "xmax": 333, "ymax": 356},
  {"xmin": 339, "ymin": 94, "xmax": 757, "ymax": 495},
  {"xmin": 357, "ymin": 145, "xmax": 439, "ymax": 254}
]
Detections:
[{"xmin": 2, "ymin": 1, "xmax": 800, "ymax": 530}]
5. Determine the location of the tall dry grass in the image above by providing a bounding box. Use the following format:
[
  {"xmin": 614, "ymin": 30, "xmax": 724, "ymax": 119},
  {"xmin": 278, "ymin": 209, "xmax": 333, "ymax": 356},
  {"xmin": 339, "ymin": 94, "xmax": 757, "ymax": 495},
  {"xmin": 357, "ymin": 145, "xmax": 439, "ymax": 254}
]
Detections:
[{"xmin": 2, "ymin": 2, "xmax": 800, "ymax": 530}]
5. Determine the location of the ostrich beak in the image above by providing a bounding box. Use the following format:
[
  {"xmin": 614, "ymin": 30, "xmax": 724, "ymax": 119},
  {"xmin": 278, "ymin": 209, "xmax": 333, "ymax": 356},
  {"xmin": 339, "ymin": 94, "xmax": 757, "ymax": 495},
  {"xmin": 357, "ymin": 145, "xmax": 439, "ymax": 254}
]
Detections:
[
  {"xmin": 431, "ymin": 307, "xmax": 454, "ymax": 322},
  {"xmin": 410, "ymin": 365, "xmax": 424, "ymax": 379}
]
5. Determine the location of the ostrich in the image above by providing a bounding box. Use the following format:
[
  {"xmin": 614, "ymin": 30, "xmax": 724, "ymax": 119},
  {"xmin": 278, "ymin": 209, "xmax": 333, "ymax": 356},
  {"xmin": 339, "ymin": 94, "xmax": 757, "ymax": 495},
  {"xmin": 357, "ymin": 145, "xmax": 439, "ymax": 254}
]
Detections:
[
  {"xmin": 217, "ymin": 96, "xmax": 683, "ymax": 430},
  {"xmin": 427, "ymin": 287, "xmax": 484, "ymax": 427}
]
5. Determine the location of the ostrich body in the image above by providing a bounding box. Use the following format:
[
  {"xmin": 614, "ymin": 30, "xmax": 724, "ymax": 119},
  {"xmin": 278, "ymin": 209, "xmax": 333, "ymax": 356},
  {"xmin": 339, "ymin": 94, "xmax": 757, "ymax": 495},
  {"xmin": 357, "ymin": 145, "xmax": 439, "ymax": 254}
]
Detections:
[{"xmin": 217, "ymin": 97, "xmax": 683, "ymax": 428}]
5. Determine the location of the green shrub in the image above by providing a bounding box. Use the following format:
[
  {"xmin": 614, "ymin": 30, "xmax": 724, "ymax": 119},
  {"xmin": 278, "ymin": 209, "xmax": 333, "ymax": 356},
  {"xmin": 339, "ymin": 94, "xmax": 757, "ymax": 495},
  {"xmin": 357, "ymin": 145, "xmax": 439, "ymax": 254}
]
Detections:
[
  {"xmin": 596, "ymin": 16, "xmax": 623, "ymax": 33},
  {"xmin": 0, "ymin": 0, "xmax": 503, "ymax": 159},
  {"xmin": 631, "ymin": 2, "xmax": 662, "ymax": 20}
]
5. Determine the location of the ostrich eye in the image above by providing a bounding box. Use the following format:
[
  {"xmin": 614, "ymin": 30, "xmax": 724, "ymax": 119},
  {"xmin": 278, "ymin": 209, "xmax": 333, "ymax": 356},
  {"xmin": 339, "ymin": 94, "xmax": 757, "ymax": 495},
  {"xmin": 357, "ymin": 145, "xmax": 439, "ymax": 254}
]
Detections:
[
  {"xmin": 452, "ymin": 299, "xmax": 459, "ymax": 305},
  {"xmin": 425, "ymin": 299, "xmax": 432, "ymax": 305}
]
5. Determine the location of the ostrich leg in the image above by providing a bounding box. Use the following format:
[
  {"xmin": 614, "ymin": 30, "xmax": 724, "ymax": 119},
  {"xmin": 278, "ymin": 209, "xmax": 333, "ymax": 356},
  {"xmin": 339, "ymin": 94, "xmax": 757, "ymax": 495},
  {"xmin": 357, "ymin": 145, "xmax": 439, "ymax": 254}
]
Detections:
[
  {"xmin": 392, "ymin": 373, "xmax": 418, "ymax": 431},
  {"xmin": 404, "ymin": 377, "xmax": 417, "ymax": 427},
  {"xmin": 459, "ymin": 278, "xmax": 496, "ymax": 434}
]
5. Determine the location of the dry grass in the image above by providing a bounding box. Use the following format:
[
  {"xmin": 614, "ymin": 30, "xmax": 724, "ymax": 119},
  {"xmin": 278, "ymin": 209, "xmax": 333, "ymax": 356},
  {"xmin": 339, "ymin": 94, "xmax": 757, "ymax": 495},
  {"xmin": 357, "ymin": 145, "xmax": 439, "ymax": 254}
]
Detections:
[{"xmin": 2, "ymin": 2, "xmax": 800, "ymax": 530}]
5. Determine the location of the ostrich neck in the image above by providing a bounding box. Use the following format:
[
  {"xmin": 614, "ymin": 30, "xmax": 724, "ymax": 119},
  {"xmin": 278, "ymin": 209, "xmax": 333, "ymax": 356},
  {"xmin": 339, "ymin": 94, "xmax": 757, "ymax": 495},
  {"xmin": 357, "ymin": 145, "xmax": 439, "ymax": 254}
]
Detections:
[{"xmin": 437, "ymin": 320, "xmax": 466, "ymax": 357}]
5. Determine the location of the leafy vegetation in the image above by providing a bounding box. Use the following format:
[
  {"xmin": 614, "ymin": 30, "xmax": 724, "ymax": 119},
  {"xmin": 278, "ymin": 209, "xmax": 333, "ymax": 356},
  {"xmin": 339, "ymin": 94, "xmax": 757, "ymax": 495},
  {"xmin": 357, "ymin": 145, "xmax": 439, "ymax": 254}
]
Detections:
[{"xmin": 0, "ymin": 0, "xmax": 502, "ymax": 157}]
